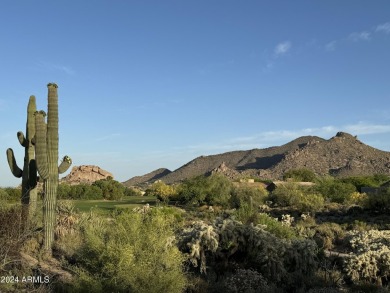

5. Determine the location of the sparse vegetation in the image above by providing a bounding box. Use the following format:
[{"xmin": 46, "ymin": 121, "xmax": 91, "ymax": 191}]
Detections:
[
  {"xmin": 283, "ymin": 168, "xmax": 317, "ymax": 182},
  {"xmin": 3, "ymin": 170, "xmax": 390, "ymax": 292},
  {"xmin": 2, "ymin": 88, "xmax": 390, "ymax": 292}
]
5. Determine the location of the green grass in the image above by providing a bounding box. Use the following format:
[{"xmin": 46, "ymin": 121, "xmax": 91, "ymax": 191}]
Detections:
[{"xmin": 73, "ymin": 196, "xmax": 157, "ymax": 213}]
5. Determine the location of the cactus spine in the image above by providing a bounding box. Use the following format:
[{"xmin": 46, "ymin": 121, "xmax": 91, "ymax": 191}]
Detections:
[
  {"xmin": 6, "ymin": 96, "xmax": 38, "ymax": 224},
  {"xmin": 35, "ymin": 83, "xmax": 72, "ymax": 253}
]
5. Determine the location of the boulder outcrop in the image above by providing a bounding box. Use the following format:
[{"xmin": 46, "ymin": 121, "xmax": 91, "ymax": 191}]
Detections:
[{"xmin": 61, "ymin": 165, "xmax": 113, "ymax": 185}]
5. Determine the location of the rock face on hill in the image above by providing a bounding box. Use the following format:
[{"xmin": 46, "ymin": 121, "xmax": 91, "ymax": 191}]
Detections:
[
  {"xmin": 122, "ymin": 168, "xmax": 171, "ymax": 187},
  {"xmin": 269, "ymin": 132, "xmax": 389, "ymax": 178},
  {"xmin": 207, "ymin": 162, "xmax": 241, "ymax": 180},
  {"xmin": 125, "ymin": 132, "xmax": 390, "ymax": 185},
  {"xmin": 61, "ymin": 165, "xmax": 113, "ymax": 185}
]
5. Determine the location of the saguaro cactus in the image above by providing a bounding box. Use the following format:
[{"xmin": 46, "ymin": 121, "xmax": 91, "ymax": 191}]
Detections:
[
  {"xmin": 34, "ymin": 83, "xmax": 72, "ymax": 253},
  {"xmin": 6, "ymin": 96, "xmax": 38, "ymax": 224}
]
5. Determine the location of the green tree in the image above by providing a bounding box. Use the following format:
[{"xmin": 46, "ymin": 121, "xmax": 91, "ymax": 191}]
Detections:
[
  {"xmin": 270, "ymin": 182, "xmax": 325, "ymax": 213},
  {"xmin": 177, "ymin": 174, "xmax": 233, "ymax": 206},
  {"xmin": 57, "ymin": 183, "xmax": 72, "ymax": 199},
  {"xmin": 92, "ymin": 178, "xmax": 125, "ymax": 200},
  {"xmin": 315, "ymin": 177, "xmax": 356, "ymax": 203},
  {"xmin": 283, "ymin": 168, "xmax": 317, "ymax": 182},
  {"xmin": 145, "ymin": 181, "xmax": 176, "ymax": 203}
]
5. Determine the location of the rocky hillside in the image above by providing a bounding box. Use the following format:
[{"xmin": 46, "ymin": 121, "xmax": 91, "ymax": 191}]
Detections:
[
  {"xmin": 61, "ymin": 165, "xmax": 113, "ymax": 185},
  {"xmin": 125, "ymin": 132, "xmax": 390, "ymax": 186},
  {"xmin": 122, "ymin": 168, "xmax": 172, "ymax": 187},
  {"xmin": 269, "ymin": 132, "xmax": 390, "ymax": 178}
]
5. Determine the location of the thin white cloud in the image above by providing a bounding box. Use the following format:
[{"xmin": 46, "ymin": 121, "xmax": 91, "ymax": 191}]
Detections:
[
  {"xmin": 348, "ymin": 31, "xmax": 371, "ymax": 41},
  {"xmin": 95, "ymin": 133, "xmax": 121, "ymax": 142},
  {"xmin": 325, "ymin": 22, "xmax": 390, "ymax": 51},
  {"xmin": 274, "ymin": 41, "xmax": 292, "ymax": 56},
  {"xmin": 344, "ymin": 122, "xmax": 390, "ymax": 135},
  {"xmin": 171, "ymin": 122, "xmax": 390, "ymax": 156},
  {"xmin": 325, "ymin": 41, "xmax": 337, "ymax": 51},
  {"xmin": 35, "ymin": 61, "xmax": 75, "ymax": 75},
  {"xmin": 376, "ymin": 22, "xmax": 390, "ymax": 34}
]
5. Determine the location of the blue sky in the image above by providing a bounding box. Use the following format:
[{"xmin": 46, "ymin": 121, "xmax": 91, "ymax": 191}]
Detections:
[{"xmin": 1, "ymin": 1, "xmax": 390, "ymax": 187}]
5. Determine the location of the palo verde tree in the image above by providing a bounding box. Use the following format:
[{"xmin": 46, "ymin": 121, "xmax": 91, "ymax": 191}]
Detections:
[
  {"xmin": 6, "ymin": 96, "xmax": 38, "ymax": 225},
  {"xmin": 34, "ymin": 83, "xmax": 72, "ymax": 254}
]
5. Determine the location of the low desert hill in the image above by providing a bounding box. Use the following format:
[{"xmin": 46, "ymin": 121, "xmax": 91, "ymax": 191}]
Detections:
[
  {"xmin": 61, "ymin": 165, "xmax": 113, "ymax": 185},
  {"xmin": 124, "ymin": 132, "xmax": 390, "ymax": 186},
  {"xmin": 122, "ymin": 168, "xmax": 172, "ymax": 187}
]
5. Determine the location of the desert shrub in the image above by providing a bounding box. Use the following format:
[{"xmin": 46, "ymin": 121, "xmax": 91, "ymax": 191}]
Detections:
[
  {"xmin": 283, "ymin": 168, "xmax": 317, "ymax": 182},
  {"xmin": 72, "ymin": 209, "xmax": 187, "ymax": 293},
  {"xmin": 341, "ymin": 175, "xmax": 390, "ymax": 191},
  {"xmin": 0, "ymin": 206, "xmax": 45, "ymax": 292},
  {"xmin": 0, "ymin": 188, "xmax": 10, "ymax": 201},
  {"xmin": 2, "ymin": 187, "xmax": 21, "ymax": 201},
  {"xmin": 344, "ymin": 229, "xmax": 390, "ymax": 285},
  {"xmin": 177, "ymin": 174, "xmax": 233, "ymax": 206},
  {"xmin": 0, "ymin": 187, "xmax": 21, "ymax": 202},
  {"xmin": 256, "ymin": 213, "xmax": 296, "ymax": 239},
  {"xmin": 230, "ymin": 185, "xmax": 268, "ymax": 209},
  {"xmin": 123, "ymin": 186, "xmax": 142, "ymax": 197},
  {"xmin": 222, "ymin": 268, "xmax": 273, "ymax": 293},
  {"xmin": 0, "ymin": 206, "xmax": 24, "ymax": 264},
  {"xmin": 145, "ymin": 181, "xmax": 176, "ymax": 203},
  {"xmin": 364, "ymin": 187, "xmax": 390, "ymax": 211},
  {"xmin": 343, "ymin": 220, "xmax": 378, "ymax": 232},
  {"xmin": 345, "ymin": 191, "xmax": 368, "ymax": 206},
  {"xmin": 315, "ymin": 178, "xmax": 356, "ymax": 203},
  {"xmin": 314, "ymin": 223, "xmax": 345, "ymax": 250},
  {"xmin": 270, "ymin": 183, "xmax": 324, "ymax": 213},
  {"xmin": 234, "ymin": 207, "xmax": 296, "ymax": 239},
  {"xmin": 54, "ymin": 201, "xmax": 83, "ymax": 258}
]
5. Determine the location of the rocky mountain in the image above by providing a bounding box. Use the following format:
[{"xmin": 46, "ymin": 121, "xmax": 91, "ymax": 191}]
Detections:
[
  {"xmin": 124, "ymin": 132, "xmax": 390, "ymax": 186},
  {"xmin": 61, "ymin": 165, "xmax": 113, "ymax": 185},
  {"xmin": 122, "ymin": 168, "xmax": 171, "ymax": 187}
]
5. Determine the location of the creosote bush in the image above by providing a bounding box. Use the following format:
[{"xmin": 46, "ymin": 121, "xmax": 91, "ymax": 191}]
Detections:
[
  {"xmin": 145, "ymin": 180, "xmax": 176, "ymax": 203},
  {"xmin": 230, "ymin": 185, "xmax": 268, "ymax": 209},
  {"xmin": 270, "ymin": 182, "xmax": 325, "ymax": 212},
  {"xmin": 314, "ymin": 177, "xmax": 356, "ymax": 204},
  {"xmin": 364, "ymin": 187, "xmax": 390, "ymax": 211},
  {"xmin": 177, "ymin": 174, "xmax": 233, "ymax": 206}
]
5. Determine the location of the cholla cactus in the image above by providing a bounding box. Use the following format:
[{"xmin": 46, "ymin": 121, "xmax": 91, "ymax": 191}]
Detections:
[
  {"xmin": 344, "ymin": 229, "xmax": 390, "ymax": 285},
  {"xmin": 132, "ymin": 204, "xmax": 151, "ymax": 214},
  {"xmin": 177, "ymin": 216, "xmax": 318, "ymax": 289},
  {"xmin": 177, "ymin": 220, "xmax": 219, "ymax": 273},
  {"xmin": 281, "ymin": 214, "xmax": 294, "ymax": 227}
]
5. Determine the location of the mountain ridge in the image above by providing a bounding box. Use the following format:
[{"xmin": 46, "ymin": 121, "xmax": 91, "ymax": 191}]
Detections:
[{"xmin": 123, "ymin": 132, "xmax": 390, "ymax": 186}]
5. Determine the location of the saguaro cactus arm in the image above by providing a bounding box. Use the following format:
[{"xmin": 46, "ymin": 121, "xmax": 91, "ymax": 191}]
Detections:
[
  {"xmin": 17, "ymin": 131, "xmax": 27, "ymax": 147},
  {"xmin": 6, "ymin": 148, "xmax": 23, "ymax": 178},
  {"xmin": 58, "ymin": 155, "xmax": 72, "ymax": 174},
  {"xmin": 34, "ymin": 110, "xmax": 49, "ymax": 180}
]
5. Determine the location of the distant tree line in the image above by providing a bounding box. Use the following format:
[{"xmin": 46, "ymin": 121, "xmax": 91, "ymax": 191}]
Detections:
[
  {"xmin": 145, "ymin": 170, "xmax": 390, "ymax": 212},
  {"xmin": 57, "ymin": 178, "xmax": 141, "ymax": 200}
]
